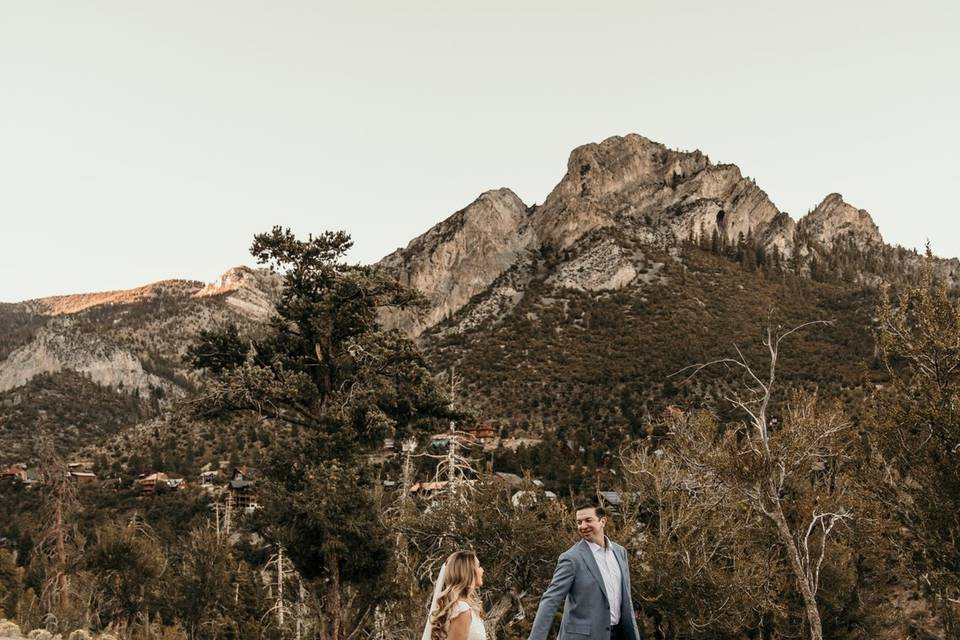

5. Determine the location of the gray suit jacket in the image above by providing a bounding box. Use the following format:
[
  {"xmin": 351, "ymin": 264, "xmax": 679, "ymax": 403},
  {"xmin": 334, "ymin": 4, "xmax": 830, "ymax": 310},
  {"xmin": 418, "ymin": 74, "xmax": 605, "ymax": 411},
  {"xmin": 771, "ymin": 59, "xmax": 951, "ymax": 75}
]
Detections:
[{"xmin": 528, "ymin": 539, "xmax": 643, "ymax": 640}]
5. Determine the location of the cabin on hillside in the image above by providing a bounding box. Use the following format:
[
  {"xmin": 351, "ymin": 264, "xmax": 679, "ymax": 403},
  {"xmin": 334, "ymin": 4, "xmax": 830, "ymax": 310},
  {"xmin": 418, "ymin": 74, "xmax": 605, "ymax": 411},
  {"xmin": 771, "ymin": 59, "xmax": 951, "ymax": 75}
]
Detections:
[
  {"xmin": 228, "ymin": 466, "xmax": 259, "ymax": 512},
  {"xmin": 0, "ymin": 464, "xmax": 40, "ymax": 487},
  {"xmin": 461, "ymin": 423, "xmax": 497, "ymax": 444},
  {"xmin": 199, "ymin": 470, "xmax": 220, "ymax": 489},
  {"xmin": 135, "ymin": 472, "xmax": 186, "ymax": 496},
  {"xmin": 599, "ymin": 490, "xmax": 623, "ymax": 512},
  {"xmin": 136, "ymin": 472, "xmax": 169, "ymax": 496},
  {"xmin": 0, "ymin": 464, "xmax": 27, "ymax": 483},
  {"xmin": 68, "ymin": 471, "xmax": 98, "ymax": 485}
]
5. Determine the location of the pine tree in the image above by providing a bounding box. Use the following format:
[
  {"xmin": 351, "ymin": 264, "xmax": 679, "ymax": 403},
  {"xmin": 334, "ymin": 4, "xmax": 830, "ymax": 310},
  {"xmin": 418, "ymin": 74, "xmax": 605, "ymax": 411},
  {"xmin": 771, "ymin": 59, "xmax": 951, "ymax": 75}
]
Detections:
[{"xmin": 187, "ymin": 228, "xmax": 455, "ymax": 640}]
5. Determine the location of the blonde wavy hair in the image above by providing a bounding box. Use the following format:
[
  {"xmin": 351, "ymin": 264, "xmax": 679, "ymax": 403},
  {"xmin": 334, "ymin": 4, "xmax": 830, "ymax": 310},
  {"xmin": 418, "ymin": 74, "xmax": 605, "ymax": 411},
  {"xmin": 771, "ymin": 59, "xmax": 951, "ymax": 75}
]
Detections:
[{"xmin": 430, "ymin": 550, "xmax": 483, "ymax": 640}]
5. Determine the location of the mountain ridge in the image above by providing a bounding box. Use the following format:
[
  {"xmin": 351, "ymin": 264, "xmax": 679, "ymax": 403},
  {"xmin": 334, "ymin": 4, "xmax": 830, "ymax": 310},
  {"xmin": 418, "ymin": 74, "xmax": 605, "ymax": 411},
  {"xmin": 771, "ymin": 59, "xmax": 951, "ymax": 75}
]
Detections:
[
  {"xmin": 1, "ymin": 132, "xmax": 957, "ymax": 464},
  {"xmin": 377, "ymin": 133, "xmax": 957, "ymax": 337}
]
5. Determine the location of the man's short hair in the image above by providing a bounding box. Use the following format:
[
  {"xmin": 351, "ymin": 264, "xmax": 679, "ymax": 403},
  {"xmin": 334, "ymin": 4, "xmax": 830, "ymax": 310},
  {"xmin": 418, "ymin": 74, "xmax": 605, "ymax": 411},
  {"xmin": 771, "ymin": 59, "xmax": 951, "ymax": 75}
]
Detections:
[{"xmin": 575, "ymin": 503, "xmax": 607, "ymax": 519}]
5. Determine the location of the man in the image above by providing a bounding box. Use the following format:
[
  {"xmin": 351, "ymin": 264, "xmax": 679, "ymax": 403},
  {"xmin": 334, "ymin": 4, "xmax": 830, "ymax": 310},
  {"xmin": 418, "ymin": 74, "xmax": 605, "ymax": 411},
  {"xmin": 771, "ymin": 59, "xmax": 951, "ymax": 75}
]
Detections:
[{"xmin": 528, "ymin": 503, "xmax": 643, "ymax": 640}]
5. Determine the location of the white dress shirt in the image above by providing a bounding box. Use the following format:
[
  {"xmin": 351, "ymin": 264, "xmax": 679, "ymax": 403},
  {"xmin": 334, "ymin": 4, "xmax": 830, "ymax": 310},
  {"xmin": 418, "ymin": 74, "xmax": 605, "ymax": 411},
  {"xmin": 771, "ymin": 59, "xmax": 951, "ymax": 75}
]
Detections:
[{"xmin": 587, "ymin": 538, "xmax": 623, "ymax": 625}]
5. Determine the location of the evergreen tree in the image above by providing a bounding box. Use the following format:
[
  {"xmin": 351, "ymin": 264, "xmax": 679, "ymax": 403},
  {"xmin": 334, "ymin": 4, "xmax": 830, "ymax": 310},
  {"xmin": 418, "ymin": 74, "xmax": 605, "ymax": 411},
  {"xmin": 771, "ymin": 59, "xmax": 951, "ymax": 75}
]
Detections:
[
  {"xmin": 187, "ymin": 228, "xmax": 454, "ymax": 639},
  {"xmin": 870, "ymin": 260, "xmax": 960, "ymax": 635}
]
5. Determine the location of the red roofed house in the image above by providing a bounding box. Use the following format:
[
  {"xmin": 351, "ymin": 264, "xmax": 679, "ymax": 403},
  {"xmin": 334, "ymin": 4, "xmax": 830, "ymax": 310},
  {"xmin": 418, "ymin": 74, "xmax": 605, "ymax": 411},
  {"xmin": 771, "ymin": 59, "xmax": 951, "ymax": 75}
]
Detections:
[{"xmin": 0, "ymin": 464, "xmax": 28, "ymax": 483}]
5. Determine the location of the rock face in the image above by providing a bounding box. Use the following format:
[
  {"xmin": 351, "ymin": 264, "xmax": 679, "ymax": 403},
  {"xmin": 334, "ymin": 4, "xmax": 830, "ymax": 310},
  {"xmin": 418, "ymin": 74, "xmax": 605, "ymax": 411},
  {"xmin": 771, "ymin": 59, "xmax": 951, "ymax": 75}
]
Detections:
[
  {"xmin": 799, "ymin": 193, "xmax": 883, "ymax": 246},
  {"xmin": 194, "ymin": 266, "xmax": 282, "ymax": 321},
  {"xmin": 377, "ymin": 188, "xmax": 534, "ymax": 334},
  {"xmin": 376, "ymin": 133, "xmax": 953, "ymax": 338},
  {"xmin": 547, "ymin": 240, "xmax": 638, "ymax": 291},
  {"xmin": 0, "ymin": 268, "xmax": 281, "ymax": 399},
  {"xmin": 530, "ymin": 135, "xmax": 782, "ymax": 251},
  {"xmin": 0, "ymin": 322, "xmax": 174, "ymax": 395},
  {"xmin": 531, "ymin": 135, "xmax": 706, "ymax": 249}
]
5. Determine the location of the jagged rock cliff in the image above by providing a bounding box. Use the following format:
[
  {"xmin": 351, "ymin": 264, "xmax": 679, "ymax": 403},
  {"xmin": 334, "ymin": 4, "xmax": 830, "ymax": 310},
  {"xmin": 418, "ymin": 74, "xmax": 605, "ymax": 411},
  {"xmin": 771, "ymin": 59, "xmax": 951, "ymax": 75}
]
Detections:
[
  {"xmin": 193, "ymin": 265, "xmax": 282, "ymax": 320},
  {"xmin": 0, "ymin": 322, "xmax": 175, "ymax": 395},
  {"xmin": 799, "ymin": 193, "xmax": 883, "ymax": 246},
  {"xmin": 377, "ymin": 133, "xmax": 924, "ymax": 337},
  {"xmin": 531, "ymin": 135, "xmax": 781, "ymax": 252},
  {"xmin": 3, "ymin": 131, "xmax": 955, "ymax": 464},
  {"xmin": 377, "ymin": 188, "xmax": 535, "ymax": 334}
]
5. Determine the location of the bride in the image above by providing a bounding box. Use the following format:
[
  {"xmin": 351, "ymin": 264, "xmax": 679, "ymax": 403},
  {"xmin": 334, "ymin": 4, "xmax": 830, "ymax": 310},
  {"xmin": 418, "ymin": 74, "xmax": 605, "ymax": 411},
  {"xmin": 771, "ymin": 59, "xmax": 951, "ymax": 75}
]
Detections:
[{"xmin": 422, "ymin": 550, "xmax": 487, "ymax": 640}]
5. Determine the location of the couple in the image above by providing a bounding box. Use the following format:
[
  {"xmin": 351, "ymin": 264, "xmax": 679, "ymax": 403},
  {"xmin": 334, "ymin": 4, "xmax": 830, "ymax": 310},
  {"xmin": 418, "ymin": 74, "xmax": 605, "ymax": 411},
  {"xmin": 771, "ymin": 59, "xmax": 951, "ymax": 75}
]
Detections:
[{"xmin": 422, "ymin": 504, "xmax": 644, "ymax": 640}]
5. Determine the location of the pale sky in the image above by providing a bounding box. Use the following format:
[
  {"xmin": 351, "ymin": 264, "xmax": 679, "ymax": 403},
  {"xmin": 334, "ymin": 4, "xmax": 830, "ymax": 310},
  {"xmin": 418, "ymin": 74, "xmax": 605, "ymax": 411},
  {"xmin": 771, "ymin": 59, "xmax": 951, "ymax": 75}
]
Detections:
[{"xmin": 2, "ymin": 1, "xmax": 958, "ymax": 302}]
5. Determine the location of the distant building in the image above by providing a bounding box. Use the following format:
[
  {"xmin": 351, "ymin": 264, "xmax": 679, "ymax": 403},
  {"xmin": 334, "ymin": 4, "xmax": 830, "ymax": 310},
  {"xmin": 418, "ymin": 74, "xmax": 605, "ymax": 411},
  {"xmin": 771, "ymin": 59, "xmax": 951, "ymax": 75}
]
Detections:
[
  {"xmin": 135, "ymin": 472, "xmax": 185, "ymax": 495},
  {"xmin": 69, "ymin": 471, "xmax": 97, "ymax": 485},
  {"xmin": 228, "ymin": 467, "xmax": 259, "ymax": 512},
  {"xmin": 136, "ymin": 472, "xmax": 169, "ymax": 496},
  {"xmin": 0, "ymin": 464, "xmax": 27, "ymax": 483},
  {"xmin": 430, "ymin": 435, "xmax": 451, "ymax": 449},
  {"xmin": 199, "ymin": 470, "xmax": 220, "ymax": 488},
  {"xmin": 462, "ymin": 424, "xmax": 497, "ymax": 444},
  {"xmin": 599, "ymin": 491, "xmax": 623, "ymax": 508}
]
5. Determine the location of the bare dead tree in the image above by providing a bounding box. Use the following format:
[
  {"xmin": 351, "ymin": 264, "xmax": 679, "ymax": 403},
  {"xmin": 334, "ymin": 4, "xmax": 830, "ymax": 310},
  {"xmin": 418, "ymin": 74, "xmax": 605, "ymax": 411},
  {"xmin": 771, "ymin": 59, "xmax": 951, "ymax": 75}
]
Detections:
[
  {"xmin": 671, "ymin": 321, "xmax": 853, "ymax": 640},
  {"xmin": 264, "ymin": 544, "xmax": 314, "ymax": 640},
  {"xmin": 619, "ymin": 441, "xmax": 785, "ymax": 638},
  {"xmin": 31, "ymin": 437, "xmax": 84, "ymax": 633}
]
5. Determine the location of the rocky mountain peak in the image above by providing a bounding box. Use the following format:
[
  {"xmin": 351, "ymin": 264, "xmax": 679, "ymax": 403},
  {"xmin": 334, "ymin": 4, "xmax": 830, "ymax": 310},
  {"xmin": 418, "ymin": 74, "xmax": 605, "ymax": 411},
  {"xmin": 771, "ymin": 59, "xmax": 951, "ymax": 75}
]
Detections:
[
  {"xmin": 799, "ymin": 193, "xmax": 882, "ymax": 246},
  {"xmin": 373, "ymin": 133, "xmax": 949, "ymax": 338},
  {"xmin": 194, "ymin": 266, "xmax": 282, "ymax": 321},
  {"xmin": 377, "ymin": 188, "xmax": 534, "ymax": 334},
  {"xmin": 532, "ymin": 134, "xmax": 711, "ymax": 250}
]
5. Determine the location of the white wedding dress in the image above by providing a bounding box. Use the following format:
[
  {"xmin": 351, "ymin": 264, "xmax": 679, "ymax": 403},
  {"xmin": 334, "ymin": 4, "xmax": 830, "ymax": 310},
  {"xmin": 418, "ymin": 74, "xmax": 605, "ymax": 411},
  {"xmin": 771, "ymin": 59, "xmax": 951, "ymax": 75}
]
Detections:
[{"xmin": 450, "ymin": 600, "xmax": 486, "ymax": 640}]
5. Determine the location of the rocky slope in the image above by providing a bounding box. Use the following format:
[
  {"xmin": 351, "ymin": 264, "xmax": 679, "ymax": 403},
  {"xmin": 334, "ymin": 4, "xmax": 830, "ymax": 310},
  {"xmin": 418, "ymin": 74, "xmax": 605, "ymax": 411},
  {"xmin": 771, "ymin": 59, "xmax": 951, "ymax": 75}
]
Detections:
[
  {"xmin": 378, "ymin": 133, "xmax": 958, "ymax": 337},
  {"xmin": 377, "ymin": 188, "xmax": 535, "ymax": 334},
  {"xmin": 0, "ymin": 268, "xmax": 280, "ymax": 463}
]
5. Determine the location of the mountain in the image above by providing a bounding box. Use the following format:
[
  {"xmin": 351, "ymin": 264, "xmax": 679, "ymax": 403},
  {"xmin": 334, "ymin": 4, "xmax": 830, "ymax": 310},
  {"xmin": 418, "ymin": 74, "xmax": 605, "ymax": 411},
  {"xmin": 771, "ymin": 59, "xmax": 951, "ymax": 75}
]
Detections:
[
  {"xmin": 378, "ymin": 134, "xmax": 957, "ymax": 340},
  {"xmin": 1, "ymin": 133, "xmax": 957, "ymax": 467},
  {"xmin": 0, "ymin": 267, "xmax": 281, "ymax": 463}
]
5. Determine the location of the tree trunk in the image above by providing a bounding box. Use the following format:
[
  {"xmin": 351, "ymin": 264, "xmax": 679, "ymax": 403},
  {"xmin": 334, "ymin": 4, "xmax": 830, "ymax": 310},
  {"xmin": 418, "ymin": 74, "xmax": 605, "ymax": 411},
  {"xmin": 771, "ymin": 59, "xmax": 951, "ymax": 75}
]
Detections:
[
  {"xmin": 771, "ymin": 506, "xmax": 822, "ymax": 640},
  {"xmin": 326, "ymin": 549, "xmax": 342, "ymax": 640},
  {"xmin": 55, "ymin": 495, "xmax": 68, "ymax": 613}
]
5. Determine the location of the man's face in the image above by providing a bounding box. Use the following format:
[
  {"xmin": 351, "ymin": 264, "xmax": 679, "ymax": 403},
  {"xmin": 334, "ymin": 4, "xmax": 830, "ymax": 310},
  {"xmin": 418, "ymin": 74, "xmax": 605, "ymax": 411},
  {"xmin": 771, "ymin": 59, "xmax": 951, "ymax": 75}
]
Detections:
[{"xmin": 576, "ymin": 507, "xmax": 606, "ymax": 545}]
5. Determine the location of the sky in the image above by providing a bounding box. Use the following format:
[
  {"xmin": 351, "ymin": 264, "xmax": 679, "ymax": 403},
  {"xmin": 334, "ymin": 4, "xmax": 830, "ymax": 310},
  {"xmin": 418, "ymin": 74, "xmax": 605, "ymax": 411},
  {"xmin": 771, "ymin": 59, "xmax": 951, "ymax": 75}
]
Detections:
[{"xmin": 2, "ymin": 1, "xmax": 959, "ymax": 302}]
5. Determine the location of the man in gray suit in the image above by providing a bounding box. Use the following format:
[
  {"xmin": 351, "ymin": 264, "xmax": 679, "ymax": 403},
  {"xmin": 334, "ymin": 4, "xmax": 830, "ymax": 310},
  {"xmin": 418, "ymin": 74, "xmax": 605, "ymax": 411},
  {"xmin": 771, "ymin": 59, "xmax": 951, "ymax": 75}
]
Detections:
[{"xmin": 528, "ymin": 503, "xmax": 643, "ymax": 640}]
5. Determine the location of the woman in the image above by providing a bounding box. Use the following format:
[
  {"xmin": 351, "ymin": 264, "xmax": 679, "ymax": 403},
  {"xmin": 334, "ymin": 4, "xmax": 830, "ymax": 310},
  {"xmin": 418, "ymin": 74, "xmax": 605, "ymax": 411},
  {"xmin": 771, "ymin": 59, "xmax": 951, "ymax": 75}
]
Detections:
[{"xmin": 422, "ymin": 550, "xmax": 486, "ymax": 640}]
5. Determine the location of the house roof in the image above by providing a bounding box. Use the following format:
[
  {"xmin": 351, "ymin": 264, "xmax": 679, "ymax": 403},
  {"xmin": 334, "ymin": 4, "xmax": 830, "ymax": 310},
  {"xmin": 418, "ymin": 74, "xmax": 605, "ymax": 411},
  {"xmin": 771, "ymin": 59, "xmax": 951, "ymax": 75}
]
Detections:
[
  {"xmin": 0, "ymin": 466, "xmax": 27, "ymax": 477},
  {"xmin": 599, "ymin": 491, "xmax": 623, "ymax": 505},
  {"xmin": 230, "ymin": 479, "xmax": 255, "ymax": 489},
  {"xmin": 232, "ymin": 466, "xmax": 259, "ymax": 480},
  {"xmin": 409, "ymin": 481, "xmax": 448, "ymax": 492},
  {"xmin": 137, "ymin": 472, "xmax": 169, "ymax": 482}
]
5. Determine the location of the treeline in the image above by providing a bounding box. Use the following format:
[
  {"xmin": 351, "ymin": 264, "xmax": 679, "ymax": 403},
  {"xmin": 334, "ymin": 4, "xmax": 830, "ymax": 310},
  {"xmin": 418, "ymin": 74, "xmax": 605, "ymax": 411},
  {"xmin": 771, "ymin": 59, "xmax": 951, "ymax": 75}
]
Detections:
[{"xmin": 689, "ymin": 222, "xmax": 942, "ymax": 287}]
